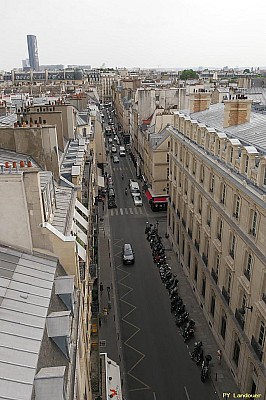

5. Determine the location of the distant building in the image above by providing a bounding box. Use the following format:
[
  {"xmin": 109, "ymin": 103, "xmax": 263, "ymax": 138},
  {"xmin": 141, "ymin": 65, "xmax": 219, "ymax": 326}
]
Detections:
[{"xmin": 27, "ymin": 34, "xmax": 40, "ymax": 71}]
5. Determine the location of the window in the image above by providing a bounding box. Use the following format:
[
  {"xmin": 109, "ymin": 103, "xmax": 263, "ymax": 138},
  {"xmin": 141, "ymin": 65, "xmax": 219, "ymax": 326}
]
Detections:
[
  {"xmin": 245, "ymin": 155, "xmax": 249, "ymax": 173},
  {"xmin": 188, "ymin": 248, "xmax": 191, "ymax": 269},
  {"xmin": 185, "ymin": 151, "xmax": 189, "ymax": 168},
  {"xmin": 264, "ymin": 168, "xmax": 266, "ymax": 186},
  {"xmin": 233, "ymin": 195, "xmax": 240, "ymax": 219},
  {"xmin": 194, "ymin": 261, "xmax": 198, "ymax": 282},
  {"xmin": 233, "ymin": 338, "xmax": 241, "ymax": 367},
  {"xmin": 184, "ymin": 178, "xmax": 188, "ymax": 196},
  {"xmin": 210, "ymin": 294, "xmax": 216, "ymax": 317},
  {"xmin": 210, "ymin": 173, "xmax": 215, "ymax": 192},
  {"xmin": 215, "ymin": 253, "xmax": 220, "ymax": 275},
  {"xmin": 230, "ymin": 147, "xmax": 233, "ymax": 163},
  {"xmin": 226, "ymin": 271, "xmax": 232, "ymax": 294},
  {"xmin": 207, "ymin": 205, "xmax": 211, "ymax": 226},
  {"xmin": 229, "ymin": 233, "xmax": 236, "ymax": 259},
  {"xmin": 244, "ymin": 252, "xmax": 253, "ymax": 281},
  {"xmin": 217, "ymin": 218, "xmax": 223, "ymax": 241},
  {"xmin": 198, "ymin": 195, "xmax": 202, "ymax": 215},
  {"xmin": 192, "ymin": 159, "xmax": 197, "ymax": 175},
  {"xmin": 191, "ymin": 186, "xmax": 194, "ymax": 204},
  {"xmin": 220, "ymin": 313, "xmax": 227, "ymax": 340},
  {"xmin": 221, "ymin": 182, "xmax": 226, "ymax": 204},
  {"xmin": 201, "ymin": 275, "xmax": 206, "ymax": 298},
  {"xmin": 200, "ymin": 165, "xmax": 204, "ymax": 183},
  {"xmin": 258, "ymin": 321, "xmax": 266, "ymax": 347},
  {"xmin": 167, "ymin": 153, "xmax": 169, "ymax": 162},
  {"xmin": 250, "ymin": 210, "xmax": 258, "ymax": 237}
]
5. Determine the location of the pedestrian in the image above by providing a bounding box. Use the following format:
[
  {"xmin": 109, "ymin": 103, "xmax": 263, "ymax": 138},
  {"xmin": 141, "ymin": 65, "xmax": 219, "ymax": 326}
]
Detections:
[
  {"xmin": 102, "ymin": 201, "xmax": 105, "ymax": 211},
  {"xmin": 100, "ymin": 282, "xmax": 104, "ymax": 295},
  {"xmin": 106, "ymin": 285, "xmax": 111, "ymax": 300},
  {"xmin": 103, "ymin": 307, "xmax": 108, "ymax": 320}
]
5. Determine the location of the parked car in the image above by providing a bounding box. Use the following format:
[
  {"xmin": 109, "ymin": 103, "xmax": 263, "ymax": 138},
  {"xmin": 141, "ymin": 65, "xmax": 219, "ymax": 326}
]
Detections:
[
  {"xmin": 133, "ymin": 195, "xmax": 143, "ymax": 207},
  {"xmin": 113, "ymin": 156, "xmax": 119, "ymax": 163},
  {"xmin": 122, "ymin": 243, "xmax": 135, "ymax": 265}
]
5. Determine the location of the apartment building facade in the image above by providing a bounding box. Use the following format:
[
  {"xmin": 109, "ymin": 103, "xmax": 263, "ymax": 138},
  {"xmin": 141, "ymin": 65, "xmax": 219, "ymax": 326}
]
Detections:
[
  {"xmin": 167, "ymin": 98, "xmax": 266, "ymax": 395},
  {"xmin": 0, "ymin": 99, "xmax": 99, "ymax": 398}
]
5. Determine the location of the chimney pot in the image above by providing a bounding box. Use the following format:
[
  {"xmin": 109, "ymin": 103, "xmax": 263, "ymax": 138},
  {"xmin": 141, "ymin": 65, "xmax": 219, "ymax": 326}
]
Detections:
[
  {"xmin": 20, "ymin": 160, "xmax": 25, "ymax": 168},
  {"xmin": 27, "ymin": 160, "xmax": 32, "ymax": 167},
  {"xmin": 5, "ymin": 162, "xmax": 9, "ymax": 168},
  {"xmin": 12, "ymin": 161, "xmax": 17, "ymax": 168}
]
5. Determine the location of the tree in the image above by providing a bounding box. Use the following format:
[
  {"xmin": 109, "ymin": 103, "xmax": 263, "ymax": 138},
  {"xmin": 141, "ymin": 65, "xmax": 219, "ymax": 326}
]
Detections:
[
  {"xmin": 180, "ymin": 69, "xmax": 199, "ymax": 80},
  {"xmin": 243, "ymin": 68, "xmax": 251, "ymax": 74}
]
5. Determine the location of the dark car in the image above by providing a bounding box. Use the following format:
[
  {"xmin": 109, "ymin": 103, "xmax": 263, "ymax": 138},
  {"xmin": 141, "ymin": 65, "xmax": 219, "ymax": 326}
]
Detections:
[{"xmin": 122, "ymin": 243, "xmax": 135, "ymax": 265}]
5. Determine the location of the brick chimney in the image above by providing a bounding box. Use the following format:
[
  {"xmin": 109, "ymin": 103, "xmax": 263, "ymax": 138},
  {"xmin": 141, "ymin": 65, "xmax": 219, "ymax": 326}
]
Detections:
[
  {"xmin": 189, "ymin": 89, "xmax": 211, "ymax": 113},
  {"xmin": 223, "ymin": 95, "xmax": 252, "ymax": 128}
]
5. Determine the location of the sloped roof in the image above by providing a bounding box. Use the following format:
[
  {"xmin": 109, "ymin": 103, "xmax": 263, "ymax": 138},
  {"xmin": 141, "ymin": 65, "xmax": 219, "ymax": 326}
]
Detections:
[
  {"xmin": 190, "ymin": 103, "xmax": 266, "ymax": 153},
  {"xmin": 0, "ymin": 245, "xmax": 58, "ymax": 400}
]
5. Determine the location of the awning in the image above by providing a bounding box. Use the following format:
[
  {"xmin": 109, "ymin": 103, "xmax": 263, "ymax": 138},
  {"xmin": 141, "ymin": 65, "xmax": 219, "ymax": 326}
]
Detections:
[
  {"xmin": 145, "ymin": 190, "xmax": 152, "ymax": 201},
  {"xmin": 98, "ymin": 175, "xmax": 105, "ymax": 187},
  {"xmin": 153, "ymin": 196, "xmax": 168, "ymax": 203}
]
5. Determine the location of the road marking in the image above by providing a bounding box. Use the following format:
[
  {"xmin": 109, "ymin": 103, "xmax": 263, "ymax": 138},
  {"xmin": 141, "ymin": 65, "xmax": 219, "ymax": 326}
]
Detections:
[
  {"xmin": 124, "ymin": 208, "xmax": 128, "ymax": 214},
  {"xmin": 129, "ymin": 208, "xmax": 133, "ymax": 214},
  {"xmin": 120, "ymin": 208, "xmax": 123, "ymax": 215},
  {"xmin": 139, "ymin": 208, "xmax": 143, "ymax": 214},
  {"xmin": 153, "ymin": 392, "xmax": 157, "ymax": 399},
  {"xmin": 184, "ymin": 386, "xmax": 191, "ymax": 400},
  {"xmin": 110, "ymin": 209, "xmax": 114, "ymax": 216}
]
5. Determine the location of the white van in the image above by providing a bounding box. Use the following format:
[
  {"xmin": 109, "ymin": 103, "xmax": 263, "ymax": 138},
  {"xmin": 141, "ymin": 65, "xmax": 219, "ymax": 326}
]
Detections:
[
  {"xmin": 119, "ymin": 146, "xmax": 126, "ymax": 156},
  {"xmin": 129, "ymin": 179, "xmax": 140, "ymax": 196}
]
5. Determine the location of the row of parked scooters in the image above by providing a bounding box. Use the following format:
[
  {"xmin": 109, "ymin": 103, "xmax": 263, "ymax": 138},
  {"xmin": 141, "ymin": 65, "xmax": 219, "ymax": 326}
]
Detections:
[{"xmin": 145, "ymin": 223, "xmax": 212, "ymax": 383}]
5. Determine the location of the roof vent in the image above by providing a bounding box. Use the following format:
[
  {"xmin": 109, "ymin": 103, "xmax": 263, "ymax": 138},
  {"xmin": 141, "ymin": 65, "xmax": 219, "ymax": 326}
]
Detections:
[
  {"xmin": 46, "ymin": 311, "xmax": 71, "ymax": 361},
  {"xmin": 34, "ymin": 366, "xmax": 66, "ymax": 400},
  {"xmin": 55, "ymin": 276, "xmax": 75, "ymax": 312}
]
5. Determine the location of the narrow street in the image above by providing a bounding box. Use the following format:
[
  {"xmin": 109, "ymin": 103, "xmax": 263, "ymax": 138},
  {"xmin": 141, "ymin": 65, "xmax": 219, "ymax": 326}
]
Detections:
[{"xmin": 106, "ymin": 152, "xmax": 219, "ymax": 400}]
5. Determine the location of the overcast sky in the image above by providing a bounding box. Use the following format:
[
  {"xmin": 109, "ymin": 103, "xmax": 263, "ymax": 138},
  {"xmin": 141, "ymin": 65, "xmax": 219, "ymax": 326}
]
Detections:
[{"xmin": 1, "ymin": 0, "xmax": 266, "ymax": 71}]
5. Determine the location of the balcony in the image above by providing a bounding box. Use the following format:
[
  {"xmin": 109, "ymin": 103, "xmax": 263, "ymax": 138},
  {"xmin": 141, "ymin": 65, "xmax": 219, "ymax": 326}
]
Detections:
[
  {"xmin": 194, "ymin": 240, "xmax": 199, "ymax": 251},
  {"xmin": 202, "ymin": 253, "xmax": 208, "ymax": 267},
  {"xmin": 176, "ymin": 209, "xmax": 180, "ymax": 218},
  {"xmin": 251, "ymin": 336, "xmax": 263, "ymax": 362},
  {"xmin": 188, "ymin": 228, "xmax": 192, "ymax": 238},
  {"xmin": 222, "ymin": 286, "xmax": 230, "ymax": 305},
  {"xmin": 182, "ymin": 218, "xmax": 186, "ymax": 228},
  {"xmin": 211, "ymin": 268, "xmax": 218, "ymax": 284},
  {"xmin": 235, "ymin": 308, "xmax": 245, "ymax": 330}
]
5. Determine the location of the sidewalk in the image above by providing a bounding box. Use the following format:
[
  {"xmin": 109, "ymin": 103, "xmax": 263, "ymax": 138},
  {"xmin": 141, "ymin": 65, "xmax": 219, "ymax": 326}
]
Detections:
[
  {"xmin": 158, "ymin": 222, "xmax": 240, "ymax": 399},
  {"xmin": 98, "ymin": 202, "xmax": 121, "ymax": 365}
]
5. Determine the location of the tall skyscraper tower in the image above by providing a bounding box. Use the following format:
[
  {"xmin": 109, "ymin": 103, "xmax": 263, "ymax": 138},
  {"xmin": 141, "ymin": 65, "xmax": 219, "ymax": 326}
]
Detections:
[{"xmin": 27, "ymin": 35, "xmax": 40, "ymax": 71}]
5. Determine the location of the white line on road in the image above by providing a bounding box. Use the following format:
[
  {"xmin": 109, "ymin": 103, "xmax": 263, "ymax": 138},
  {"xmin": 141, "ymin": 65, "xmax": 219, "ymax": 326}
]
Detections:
[
  {"xmin": 184, "ymin": 386, "xmax": 191, "ymax": 400},
  {"xmin": 153, "ymin": 392, "xmax": 157, "ymax": 400},
  {"xmin": 120, "ymin": 208, "xmax": 123, "ymax": 215}
]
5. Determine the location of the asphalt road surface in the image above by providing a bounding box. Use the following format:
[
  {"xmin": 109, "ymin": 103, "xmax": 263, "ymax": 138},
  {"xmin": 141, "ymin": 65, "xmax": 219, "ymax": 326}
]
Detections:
[{"xmin": 107, "ymin": 131, "xmax": 219, "ymax": 400}]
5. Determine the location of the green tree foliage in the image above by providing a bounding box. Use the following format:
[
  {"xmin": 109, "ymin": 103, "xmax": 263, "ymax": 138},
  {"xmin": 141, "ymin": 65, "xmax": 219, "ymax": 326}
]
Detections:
[
  {"xmin": 243, "ymin": 68, "xmax": 251, "ymax": 74},
  {"xmin": 180, "ymin": 69, "xmax": 199, "ymax": 80}
]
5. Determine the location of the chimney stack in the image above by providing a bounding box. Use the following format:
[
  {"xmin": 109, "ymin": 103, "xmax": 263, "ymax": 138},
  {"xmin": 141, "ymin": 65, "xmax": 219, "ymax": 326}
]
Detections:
[
  {"xmin": 189, "ymin": 90, "xmax": 211, "ymax": 113},
  {"xmin": 223, "ymin": 95, "xmax": 252, "ymax": 128}
]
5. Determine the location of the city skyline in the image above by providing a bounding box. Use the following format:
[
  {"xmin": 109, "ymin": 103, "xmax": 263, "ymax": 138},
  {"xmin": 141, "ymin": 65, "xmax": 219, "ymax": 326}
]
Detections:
[{"xmin": 1, "ymin": 0, "xmax": 266, "ymax": 71}]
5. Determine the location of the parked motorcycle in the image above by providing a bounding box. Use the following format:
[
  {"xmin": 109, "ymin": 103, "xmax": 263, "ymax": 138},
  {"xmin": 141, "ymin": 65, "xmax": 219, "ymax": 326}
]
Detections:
[
  {"xmin": 190, "ymin": 341, "xmax": 204, "ymax": 365},
  {"xmin": 175, "ymin": 311, "xmax": 189, "ymax": 326},
  {"xmin": 174, "ymin": 304, "xmax": 186, "ymax": 316},
  {"xmin": 201, "ymin": 355, "xmax": 212, "ymax": 382},
  {"xmin": 182, "ymin": 320, "xmax": 195, "ymax": 342}
]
